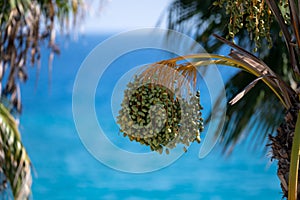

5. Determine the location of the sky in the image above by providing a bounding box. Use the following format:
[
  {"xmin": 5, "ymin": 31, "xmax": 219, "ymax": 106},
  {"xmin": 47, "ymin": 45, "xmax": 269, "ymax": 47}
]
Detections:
[{"xmin": 83, "ymin": 0, "xmax": 172, "ymax": 33}]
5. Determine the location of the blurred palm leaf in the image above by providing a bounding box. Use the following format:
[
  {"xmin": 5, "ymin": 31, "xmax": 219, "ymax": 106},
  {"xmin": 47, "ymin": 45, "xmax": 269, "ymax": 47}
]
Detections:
[
  {"xmin": 0, "ymin": 0, "xmax": 101, "ymax": 198},
  {"xmin": 0, "ymin": 103, "xmax": 31, "ymax": 199},
  {"xmin": 218, "ymin": 72, "xmax": 284, "ymax": 152},
  {"xmin": 0, "ymin": 0, "xmax": 88, "ymax": 113},
  {"xmin": 165, "ymin": 0, "xmax": 295, "ymax": 152}
]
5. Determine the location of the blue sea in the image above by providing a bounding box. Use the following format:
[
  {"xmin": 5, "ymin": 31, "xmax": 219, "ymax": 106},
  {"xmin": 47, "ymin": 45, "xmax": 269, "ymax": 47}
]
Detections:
[{"xmin": 20, "ymin": 33, "xmax": 281, "ymax": 199}]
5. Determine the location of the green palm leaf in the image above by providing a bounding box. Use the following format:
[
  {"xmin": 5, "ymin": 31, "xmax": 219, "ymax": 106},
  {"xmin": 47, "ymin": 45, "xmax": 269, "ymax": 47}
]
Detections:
[{"xmin": 0, "ymin": 103, "xmax": 31, "ymax": 199}]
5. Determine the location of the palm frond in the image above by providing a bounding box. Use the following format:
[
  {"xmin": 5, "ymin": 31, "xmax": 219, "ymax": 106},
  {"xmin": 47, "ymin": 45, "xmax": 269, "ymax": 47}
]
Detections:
[
  {"xmin": 229, "ymin": 75, "xmax": 267, "ymax": 105},
  {"xmin": 0, "ymin": 103, "xmax": 31, "ymax": 199},
  {"xmin": 165, "ymin": 0, "xmax": 298, "ymax": 152},
  {"xmin": 167, "ymin": 0, "xmax": 228, "ymax": 51},
  {"xmin": 210, "ymin": 72, "xmax": 285, "ymax": 152},
  {"xmin": 0, "ymin": 0, "xmax": 88, "ymax": 112}
]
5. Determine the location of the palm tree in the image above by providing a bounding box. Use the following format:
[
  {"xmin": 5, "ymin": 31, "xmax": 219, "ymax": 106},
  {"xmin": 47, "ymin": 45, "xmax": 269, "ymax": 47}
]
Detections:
[
  {"xmin": 0, "ymin": 0, "xmax": 87, "ymax": 198},
  {"xmin": 161, "ymin": 0, "xmax": 300, "ymax": 199}
]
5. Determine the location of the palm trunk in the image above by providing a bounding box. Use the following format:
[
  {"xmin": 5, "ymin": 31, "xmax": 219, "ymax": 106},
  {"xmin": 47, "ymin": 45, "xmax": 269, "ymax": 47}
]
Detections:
[{"xmin": 269, "ymin": 101, "xmax": 300, "ymax": 199}]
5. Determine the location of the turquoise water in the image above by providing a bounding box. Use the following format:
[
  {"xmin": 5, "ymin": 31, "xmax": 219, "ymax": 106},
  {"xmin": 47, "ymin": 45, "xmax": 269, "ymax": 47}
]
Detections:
[{"xmin": 20, "ymin": 34, "xmax": 281, "ymax": 199}]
